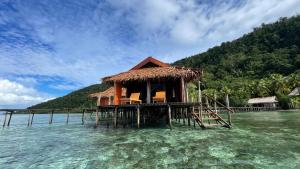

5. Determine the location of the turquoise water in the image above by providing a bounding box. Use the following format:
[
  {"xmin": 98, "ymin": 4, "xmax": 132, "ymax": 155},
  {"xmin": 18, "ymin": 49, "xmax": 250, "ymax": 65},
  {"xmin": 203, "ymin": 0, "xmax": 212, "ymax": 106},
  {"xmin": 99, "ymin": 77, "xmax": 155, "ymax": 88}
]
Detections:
[{"xmin": 1, "ymin": 111, "xmax": 300, "ymax": 168}]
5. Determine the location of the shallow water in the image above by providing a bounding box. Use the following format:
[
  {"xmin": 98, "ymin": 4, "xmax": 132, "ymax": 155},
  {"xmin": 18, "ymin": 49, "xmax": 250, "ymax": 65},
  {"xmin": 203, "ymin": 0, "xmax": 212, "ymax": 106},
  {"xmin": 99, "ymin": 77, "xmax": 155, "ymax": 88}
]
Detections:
[{"xmin": 0, "ymin": 111, "xmax": 300, "ymax": 169}]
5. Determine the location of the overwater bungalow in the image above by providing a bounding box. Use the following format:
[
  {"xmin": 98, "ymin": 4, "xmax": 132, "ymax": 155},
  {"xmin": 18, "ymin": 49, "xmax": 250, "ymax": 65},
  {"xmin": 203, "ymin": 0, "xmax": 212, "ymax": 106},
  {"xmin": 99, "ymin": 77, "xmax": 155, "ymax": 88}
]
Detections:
[
  {"xmin": 101, "ymin": 57, "xmax": 202, "ymax": 105},
  {"xmin": 89, "ymin": 57, "xmax": 232, "ymax": 129}
]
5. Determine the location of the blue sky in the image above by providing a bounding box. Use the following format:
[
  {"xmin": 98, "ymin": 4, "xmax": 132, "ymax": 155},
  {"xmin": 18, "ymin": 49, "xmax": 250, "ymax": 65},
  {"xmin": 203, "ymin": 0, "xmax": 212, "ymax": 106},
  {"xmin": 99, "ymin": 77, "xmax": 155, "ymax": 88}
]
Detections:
[{"xmin": 0, "ymin": 0, "xmax": 300, "ymax": 108}]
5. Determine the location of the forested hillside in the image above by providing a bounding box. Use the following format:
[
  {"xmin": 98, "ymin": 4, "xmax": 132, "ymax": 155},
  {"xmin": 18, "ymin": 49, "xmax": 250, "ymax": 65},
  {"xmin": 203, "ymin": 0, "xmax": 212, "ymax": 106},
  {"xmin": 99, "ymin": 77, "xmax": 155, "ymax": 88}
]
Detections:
[
  {"xmin": 174, "ymin": 16, "xmax": 300, "ymax": 107},
  {"xmin": 30, "ymin": 15, "xmax": 300, "ymax": 109},
  {"xmin": 29, "ymin": 83, "xmax": 110, "ymax": 109}
]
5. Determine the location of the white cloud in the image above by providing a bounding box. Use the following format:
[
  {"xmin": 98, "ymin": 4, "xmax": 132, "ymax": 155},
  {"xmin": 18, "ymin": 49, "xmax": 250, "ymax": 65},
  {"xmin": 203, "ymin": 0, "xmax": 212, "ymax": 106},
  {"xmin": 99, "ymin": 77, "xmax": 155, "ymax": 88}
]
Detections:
[{"xmin": 0, "ymin": 79, "xmax": 53, "ymax": 108}]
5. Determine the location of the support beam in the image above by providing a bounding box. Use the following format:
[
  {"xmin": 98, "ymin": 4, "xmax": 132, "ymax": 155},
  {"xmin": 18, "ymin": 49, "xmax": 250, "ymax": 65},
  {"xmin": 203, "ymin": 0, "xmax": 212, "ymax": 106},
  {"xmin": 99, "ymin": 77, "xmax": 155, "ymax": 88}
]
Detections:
[
  {"xmin": 146, "ymin": 80, "xmax": 151, "ymax": 104},
  {"xmin": 27, "ymin": 110, "xmax": 31, "ymax": 127},
  {"xmin": 82, "ymin": 109, "xmax": 85, "ymax": 125},
  {"xmin": 168, "ymin": 105, "xmax": 172, "ymax": 130},
  {"xmin": 198, "ymin": 81, "xmax": 203, "ymax": 122},
  {"xmin": 7, "ymin": 111, "xmax": 13, "ymax": 126},
  {"xmin": 181, "ymin": 77, "xmax": 186, "ymax": 103},
  {"xmin": 137, "ymin": 106, "xmax": 140, "ymax": 128},
  {"xmin": 66, "ymin": 109, "xmax": 70, "ymax": 124},
  {"xmin": 95, "ymin": 108, "xmax": 99, "ymax": 126},
  {"xmin": 31, "ymin": 112, "xmax": 35, "ymax": 126},
  {"xmin": 49, "ymin": 110, "xmax": 54, "ymax": 124},
  {"xmin": 114, "ymin": 108, "xmax": 117, "ymax": 128},
  {"xmin": 214, "ymin": 93, "xmax": 217, "ymax": 112},
  {"xmin": 3, "ymin": 112, "xmax": 7, "ymax": 127},
  {"xmin": 225, "ymin": 94, "xmax": 230, "ymax": 108}
]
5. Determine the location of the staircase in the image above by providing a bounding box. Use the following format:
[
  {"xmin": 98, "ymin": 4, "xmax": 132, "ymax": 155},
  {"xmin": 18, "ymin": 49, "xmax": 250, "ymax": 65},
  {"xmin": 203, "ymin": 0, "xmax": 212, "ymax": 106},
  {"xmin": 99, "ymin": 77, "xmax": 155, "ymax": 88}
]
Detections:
[{"xmin": 190, "ymin": 94, "xmax": 233, "ymax": 129}]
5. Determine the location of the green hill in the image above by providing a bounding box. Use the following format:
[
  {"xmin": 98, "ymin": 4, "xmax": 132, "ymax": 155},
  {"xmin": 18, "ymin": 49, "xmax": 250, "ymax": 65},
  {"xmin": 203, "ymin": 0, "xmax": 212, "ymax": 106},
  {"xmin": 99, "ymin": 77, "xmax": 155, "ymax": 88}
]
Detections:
[
  {"xmin": 173, "ymin": 16, "xmax": 300, "ymax": 107},
  {"xmin": 29, "ymin": 15, "xmax": 300, "ymax": 109},
  {"xmin": 29, "ymin": 83, "xmax": 110, "ymax": 109}
]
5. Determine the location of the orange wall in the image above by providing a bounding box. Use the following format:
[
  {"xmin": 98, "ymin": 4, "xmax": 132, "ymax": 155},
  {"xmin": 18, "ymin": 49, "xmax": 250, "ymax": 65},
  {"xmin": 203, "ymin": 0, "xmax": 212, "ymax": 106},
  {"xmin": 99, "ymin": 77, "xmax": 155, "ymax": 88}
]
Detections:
[{"xmin": 114, "ymin": 82, "xmax": 122, "ymax": 105}]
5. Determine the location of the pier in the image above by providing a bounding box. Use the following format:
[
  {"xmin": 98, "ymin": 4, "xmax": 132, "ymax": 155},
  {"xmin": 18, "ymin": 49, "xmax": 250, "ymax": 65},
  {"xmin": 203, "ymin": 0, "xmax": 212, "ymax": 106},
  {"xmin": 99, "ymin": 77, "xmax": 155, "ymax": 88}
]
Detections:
[{"xmin": 1, "ymin": 99, "xmax": 233, "ymax": 129}]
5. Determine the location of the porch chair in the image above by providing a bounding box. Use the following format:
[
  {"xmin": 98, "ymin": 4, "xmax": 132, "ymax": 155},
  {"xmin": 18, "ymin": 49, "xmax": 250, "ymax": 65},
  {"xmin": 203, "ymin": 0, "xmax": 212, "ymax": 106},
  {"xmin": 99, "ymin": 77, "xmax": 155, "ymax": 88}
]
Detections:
[
  {"xmin": 152, "ymin": 91, "xmax": 166, "ymax": 103},
  {"xmin": 120, "ymin": 92, "xmax": 142, "ymax": 104}
]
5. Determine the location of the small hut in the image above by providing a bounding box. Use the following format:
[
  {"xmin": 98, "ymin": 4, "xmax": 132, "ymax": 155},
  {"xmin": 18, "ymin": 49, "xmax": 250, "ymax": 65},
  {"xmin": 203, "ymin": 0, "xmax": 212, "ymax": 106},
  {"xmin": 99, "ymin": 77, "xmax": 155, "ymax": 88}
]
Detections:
[
  {"xmin": 247, "ymin": 96, "xmax": 278, "ymax": 108},
  {"xmin": 102, "ymin": 57, "xmax": 202, "ymax": 105}
]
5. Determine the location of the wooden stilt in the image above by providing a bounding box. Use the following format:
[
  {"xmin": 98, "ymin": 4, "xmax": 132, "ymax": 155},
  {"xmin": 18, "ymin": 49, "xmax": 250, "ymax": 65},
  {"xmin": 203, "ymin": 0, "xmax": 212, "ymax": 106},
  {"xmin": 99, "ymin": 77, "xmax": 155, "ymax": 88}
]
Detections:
[
  {"xmin": 137, "ymin": 106, "xmax": 140, "ymax": 128},
  {"xmin": 168, "ymin": 105, "xmax": 172, "ymax": 130},
  {"xmin": 27, "ymin": 110, "xmax": 31, "ymax": 127},
  {"xmin": 3, "ymin": 112, "xmax": 7, "ymax": 127},
  {"xmin": 7, "ymin": 111, "xmax": 13, "ymax": 126},
  {"xmin": 31, "ymin": 113, "xmax": 35, "ymax": 126},
  {"xmin": 49, "ymin": 110, "xmax": 54, "ymax": 124},
  {"xmin": 193, "ymin": 106, "xmax": 195, "ymax": 128},
  {"xmin": 114, "ymin": 107, "xmax": 117, "ymax": 128},
  {"xmin": 66, "ymin": 109, "xmax": 70, "ymax": 124},
  {"xmin": 187, "ymin": 108, "xmax": 191, "ymax": 126},
  {"xmin": 82, "ymin": 109, "xmax": 85, "ymax": 125},
  {"xmin": 95, "ymin": 108, "xmax": 99, "ymax": 126}
]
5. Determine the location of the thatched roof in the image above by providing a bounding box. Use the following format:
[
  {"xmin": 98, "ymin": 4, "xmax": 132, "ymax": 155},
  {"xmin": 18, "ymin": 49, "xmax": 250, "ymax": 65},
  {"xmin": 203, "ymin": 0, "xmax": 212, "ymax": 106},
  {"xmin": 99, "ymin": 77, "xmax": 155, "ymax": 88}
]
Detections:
[
  {"xmin": 89, "ymin": 87, "xmax": 126, "ymax": 98},
  {"xmin": 102, "ymin": 66, "xmax": 202, "ymax": 83},
  {"xmin": 248, "ymin": 96, "xmax": 278, "ymax": 104},
  {"xmin": 288, "ymin": 87, "xmax": 300, "ymax": 96}
]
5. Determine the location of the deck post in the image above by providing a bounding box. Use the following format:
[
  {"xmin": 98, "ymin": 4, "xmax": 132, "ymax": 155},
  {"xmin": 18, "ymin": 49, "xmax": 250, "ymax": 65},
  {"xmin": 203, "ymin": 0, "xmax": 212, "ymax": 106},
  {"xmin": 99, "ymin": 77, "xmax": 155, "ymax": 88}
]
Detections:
[
  {"xmin": 95, "ymin": 108, "xmax": 99, "ymax": 126},
  {"xmin": 114, "ymin": 107, "xmax": 117, "ymax": 128},
  {"xmin": 146, "ymin": 80, "xmax": 151, "ymax": 104},
  {"xmin": 205, "ymin": 96, "xmax": 209, "ymax": 108},
  {"xmin": 27, "ymin": 110, "xmax": 31, "ymax": 127},
  {"xmin": 214, "ymin": 93, "xmax": 217, "ymax": 112},
  {"xmin": 225, "ymin": 94, "xmax": 230, "ymax": 109},
  {"xmin": 82, "ymin": 109, "xmax": 85, "ymax": 125},
  {"xmin": 137, "ymin": 106, "xmax": 140, "ymax": 128},
  {"xmin": 3, "ymin": 112, "xmax": 7, "ymax": 127},
  {"xmin": 187, "ymin": 108, "xmax": 190, "ymax": 126},
  {"xmin": 181, "ymin": 77, "xmax": 186, "ymax": 102},
  {"xmin": 7, "ymin": 111, "xmax": 13, "ymax": 126},
  {"xmin": 31, "ymin": 112, "xmax": 35, "ymax": 125},
  {"xmin": 49, "ymin": 110, "xmax": 54, "ymax": 124},
  {"xmin": 66, "ymin": 109, "xmax": 70, "ymax": 124},
  {"xmin": 198, "ymin": 81, "xmax": 203, "ymax": 121},
  {"xmin": 168, "ymin": 105, "xmax": 172, "ymax": 129}
]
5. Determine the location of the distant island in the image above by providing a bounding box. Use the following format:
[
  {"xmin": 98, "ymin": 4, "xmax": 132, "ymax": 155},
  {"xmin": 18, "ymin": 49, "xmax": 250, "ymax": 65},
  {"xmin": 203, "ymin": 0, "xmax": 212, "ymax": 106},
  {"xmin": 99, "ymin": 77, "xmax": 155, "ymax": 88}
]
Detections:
[{"xmin": 30, "ymin": 15, "xmax": 300, "ymax": 109}]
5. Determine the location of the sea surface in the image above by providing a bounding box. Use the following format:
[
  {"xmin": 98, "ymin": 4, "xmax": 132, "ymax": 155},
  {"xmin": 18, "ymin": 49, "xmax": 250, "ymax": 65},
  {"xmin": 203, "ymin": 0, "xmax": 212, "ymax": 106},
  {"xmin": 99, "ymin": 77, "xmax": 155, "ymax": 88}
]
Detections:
[{"xmin": 0, "ymin": 111, "xmax": 300, "ymax": 169}]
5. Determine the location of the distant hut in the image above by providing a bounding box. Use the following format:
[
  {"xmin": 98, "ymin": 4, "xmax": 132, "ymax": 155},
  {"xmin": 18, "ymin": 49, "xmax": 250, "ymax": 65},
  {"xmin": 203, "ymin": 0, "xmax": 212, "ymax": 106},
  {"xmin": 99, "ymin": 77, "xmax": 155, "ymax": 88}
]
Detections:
[
  {"xmin": 102, "ymin": 57, "xmax": 202, "ymax": 105},
  {"xmin": 247, "ymin": 96, "xmax": 278, "ymax": 108}
]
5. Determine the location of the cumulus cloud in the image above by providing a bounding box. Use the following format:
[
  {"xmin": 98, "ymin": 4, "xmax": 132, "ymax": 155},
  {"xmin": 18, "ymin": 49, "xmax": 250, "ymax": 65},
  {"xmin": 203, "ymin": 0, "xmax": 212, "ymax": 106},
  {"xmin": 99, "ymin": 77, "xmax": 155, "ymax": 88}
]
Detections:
[{"xmin": 0, "ymin": 79, "xmax": 53, "ymax": 108}]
